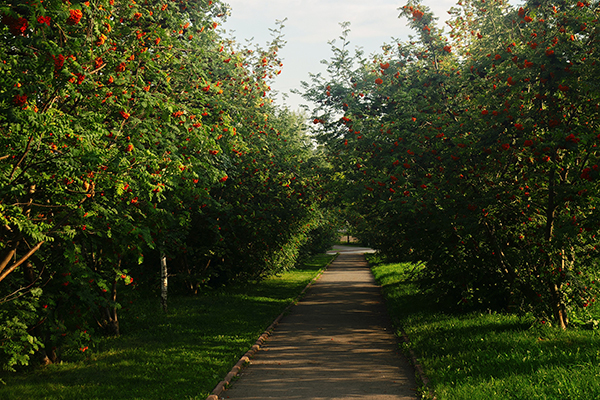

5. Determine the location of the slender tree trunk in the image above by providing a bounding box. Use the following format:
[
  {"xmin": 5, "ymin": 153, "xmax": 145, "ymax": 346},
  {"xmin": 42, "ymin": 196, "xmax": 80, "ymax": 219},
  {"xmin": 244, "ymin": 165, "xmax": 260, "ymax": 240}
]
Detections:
[
  {"xmin": 98, "ymin": 259, "xmax": 120, "ymax": 336},
  {"xmin": 548, "ymin": 281, "xmax": 568, "ymax": 329},
  {"xmin": 545, "ymin": 166, "xmax": 568, "ymax": 329},
  {"xmin": 102, "ymin": 278, "xmax": 120, "ymax": 336},
  {"xmin": 160, "ymin": 251, "xmax": 168, "ymax": 313}
]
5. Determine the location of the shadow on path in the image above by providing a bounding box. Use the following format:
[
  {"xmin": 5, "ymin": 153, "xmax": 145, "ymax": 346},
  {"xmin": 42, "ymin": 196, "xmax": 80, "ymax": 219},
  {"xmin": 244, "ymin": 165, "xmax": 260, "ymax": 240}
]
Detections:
[
  {"xmin": 327, "ymin": 245, "xmax": 377, "ymax": 255},
  {"xmin": 222, "ymin": 251, "xmax": 417, "ymax": 400}
]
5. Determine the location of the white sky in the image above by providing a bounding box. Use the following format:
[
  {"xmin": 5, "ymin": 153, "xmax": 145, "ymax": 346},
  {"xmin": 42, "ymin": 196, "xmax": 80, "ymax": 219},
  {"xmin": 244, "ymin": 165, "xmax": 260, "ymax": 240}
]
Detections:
[{"xmin": 221, "ymin": 0, "xmax": 458, "ymax": 111}]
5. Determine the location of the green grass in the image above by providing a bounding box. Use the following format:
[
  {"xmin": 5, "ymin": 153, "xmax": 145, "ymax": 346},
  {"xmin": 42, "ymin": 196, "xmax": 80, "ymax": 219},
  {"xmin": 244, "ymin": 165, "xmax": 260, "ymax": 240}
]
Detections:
[
  {"xmin": 0, "ymin": 254, "xmax": 335, "ymax": 400},
  {"xmin": 369, "ymin": 257, "xmax": 600, "ymax": 400}
]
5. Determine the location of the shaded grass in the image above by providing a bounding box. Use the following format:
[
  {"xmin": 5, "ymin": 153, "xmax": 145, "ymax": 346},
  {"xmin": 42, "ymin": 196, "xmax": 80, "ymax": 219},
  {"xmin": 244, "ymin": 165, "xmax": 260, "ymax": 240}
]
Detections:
[
  {"xmin": 0, "ymin": 254, "xmax": 335, "ymax": 400},
  {"xmin": 369, "ymin": 257, "xmax": 600, "ymax": 400}
]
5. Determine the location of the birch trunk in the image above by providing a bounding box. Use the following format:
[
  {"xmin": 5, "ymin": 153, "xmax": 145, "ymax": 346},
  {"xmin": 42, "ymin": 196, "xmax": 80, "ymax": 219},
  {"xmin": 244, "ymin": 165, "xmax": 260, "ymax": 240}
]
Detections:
[{"xmin": 160, "ymin": 252, "xmax": 168, "ymax": 313}]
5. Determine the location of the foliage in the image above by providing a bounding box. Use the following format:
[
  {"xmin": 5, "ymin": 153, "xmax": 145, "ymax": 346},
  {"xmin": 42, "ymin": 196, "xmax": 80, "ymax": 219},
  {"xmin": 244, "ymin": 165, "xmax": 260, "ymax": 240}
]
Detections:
[
  {"xmin": 0, "ymin": 0, "xmax": 335, "ymax": 371},
  {"xmin": 302, "ymin": 0, "xmax": 600, "ymax": 328}
]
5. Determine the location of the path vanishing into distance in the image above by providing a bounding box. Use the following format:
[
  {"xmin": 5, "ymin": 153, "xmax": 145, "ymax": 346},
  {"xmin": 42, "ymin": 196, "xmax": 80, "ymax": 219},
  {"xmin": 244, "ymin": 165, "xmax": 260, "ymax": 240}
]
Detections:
[{"xmin": 220, "ymin": 245, "xmax": 417, "ymax": 400}]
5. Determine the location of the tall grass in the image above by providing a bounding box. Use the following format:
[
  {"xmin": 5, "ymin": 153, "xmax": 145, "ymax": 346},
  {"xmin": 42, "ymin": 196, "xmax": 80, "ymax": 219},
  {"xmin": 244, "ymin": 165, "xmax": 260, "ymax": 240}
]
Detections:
[
  {"xmin": 369, "ymin": 257, "xmax": 600, "ymax": 400},
  {"xmin": 0, "ymin": 254, "xmax": 335, "ymax": 400}
]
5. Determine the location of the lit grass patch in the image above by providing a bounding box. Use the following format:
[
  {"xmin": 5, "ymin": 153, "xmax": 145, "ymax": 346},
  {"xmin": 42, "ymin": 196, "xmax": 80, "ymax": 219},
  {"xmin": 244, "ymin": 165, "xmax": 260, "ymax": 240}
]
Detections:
[
  {"xmin": 369, "ymin": 257, "xmax": 600, "ymax": 400},
  {"xmin": 0, "ymin": 254, "xmax": 335, "ymax": 400}
]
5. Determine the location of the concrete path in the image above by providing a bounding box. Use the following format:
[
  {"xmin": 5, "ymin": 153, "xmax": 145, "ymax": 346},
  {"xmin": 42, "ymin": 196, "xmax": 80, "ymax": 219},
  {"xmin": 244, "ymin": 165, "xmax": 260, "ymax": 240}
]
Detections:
[
  {"xmin": 221, "ymin": 249, "xmax": 417, "ymax": 400},
  {"xmin": 326, "ymin": 244, "xmax": 377, "ymax": 255}
]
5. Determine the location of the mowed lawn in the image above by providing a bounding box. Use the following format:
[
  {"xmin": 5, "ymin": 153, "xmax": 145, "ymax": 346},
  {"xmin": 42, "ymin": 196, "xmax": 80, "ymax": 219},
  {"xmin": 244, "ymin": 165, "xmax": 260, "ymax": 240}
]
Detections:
[
  {"xmin": 370, "ymin": 257, "xmax": 600, "ymax": 400},
  {"xmin": 0, "ymin": 254, "xmax": 335, "ymax": 400}
]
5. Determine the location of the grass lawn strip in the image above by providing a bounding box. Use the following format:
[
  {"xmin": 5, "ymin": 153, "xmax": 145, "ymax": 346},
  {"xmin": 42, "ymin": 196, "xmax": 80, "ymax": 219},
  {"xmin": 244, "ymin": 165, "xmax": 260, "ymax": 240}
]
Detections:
[
  {"xmin": 0, "ymin": 254, "xmax": 336, "ymax": 400},
  {"xmin": 369, "ymin": 256, "xmax": 600, "ymax": 400}
]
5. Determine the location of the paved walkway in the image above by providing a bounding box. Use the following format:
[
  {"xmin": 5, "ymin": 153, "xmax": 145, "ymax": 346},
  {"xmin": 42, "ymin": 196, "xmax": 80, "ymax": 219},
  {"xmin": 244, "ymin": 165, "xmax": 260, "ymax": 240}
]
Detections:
[
  {"xmin": 221, "ymin": 249, "xmax": 417, "ymax": 400},
  {"xmin": 326, "ymin": 244, "xmax": 377, "ymax": 255}
]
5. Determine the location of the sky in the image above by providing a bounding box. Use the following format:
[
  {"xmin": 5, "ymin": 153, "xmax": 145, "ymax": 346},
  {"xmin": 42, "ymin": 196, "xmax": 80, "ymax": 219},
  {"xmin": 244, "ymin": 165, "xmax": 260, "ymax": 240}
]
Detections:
[{"xmin": 220, "ymin": 0, "xmax": 458, "ymax": 112}]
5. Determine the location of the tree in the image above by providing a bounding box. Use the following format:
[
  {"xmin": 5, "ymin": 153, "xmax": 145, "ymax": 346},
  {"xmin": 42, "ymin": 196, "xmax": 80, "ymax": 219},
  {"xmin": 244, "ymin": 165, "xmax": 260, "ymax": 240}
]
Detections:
[
  {"xmin": 302, "ymin": 0, "xmax": 600, "ymax": 328},
  {"xmin": 1, "ymin": 0, "xmax": 337, "ymax": 371}
]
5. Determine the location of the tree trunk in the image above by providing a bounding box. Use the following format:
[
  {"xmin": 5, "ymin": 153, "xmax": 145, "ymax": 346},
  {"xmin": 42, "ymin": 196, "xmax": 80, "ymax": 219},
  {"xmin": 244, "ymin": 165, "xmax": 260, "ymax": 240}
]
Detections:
[
  {"xmin": 549, "ymin": 281, "xmax": 568, "ymax": 329},
  {"xmin": 100, "ymin": 278, "xmax": 120, "ymax": 336},
  {"xmin": 160, "ymin": 252, "xmax": 168, "ymax": 313},
  {"xmin": 545, "ymin": 166, "xmax": 568, "ymax": 329}
]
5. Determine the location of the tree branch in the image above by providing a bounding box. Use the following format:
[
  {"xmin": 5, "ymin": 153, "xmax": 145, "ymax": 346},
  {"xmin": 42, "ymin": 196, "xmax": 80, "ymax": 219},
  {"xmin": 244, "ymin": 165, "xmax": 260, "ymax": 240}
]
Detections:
[{"xmin": 0, "ymin": 241, "xmax": 45, "ymax": 284}]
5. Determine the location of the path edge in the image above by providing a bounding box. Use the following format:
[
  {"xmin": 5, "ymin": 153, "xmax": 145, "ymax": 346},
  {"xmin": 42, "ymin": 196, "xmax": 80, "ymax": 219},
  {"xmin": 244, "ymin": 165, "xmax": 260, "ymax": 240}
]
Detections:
[
  {"xmin": 366, "ymin": 256, "xmax": 437, "ymax": 400},
  {"xmin": 205, "ymin": 252, "xmax": 339, "ymax": 400},
  {"xmin": 398, "ymin": 327, "xmax": 437, "ymax": 400}
]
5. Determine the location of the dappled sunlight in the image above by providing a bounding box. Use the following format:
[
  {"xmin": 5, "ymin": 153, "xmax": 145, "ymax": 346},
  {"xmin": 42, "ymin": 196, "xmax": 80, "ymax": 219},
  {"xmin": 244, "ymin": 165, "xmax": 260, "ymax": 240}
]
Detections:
[{"xmin": 224, "ymin": 253, "xmax": 416, "ymax": 399}]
